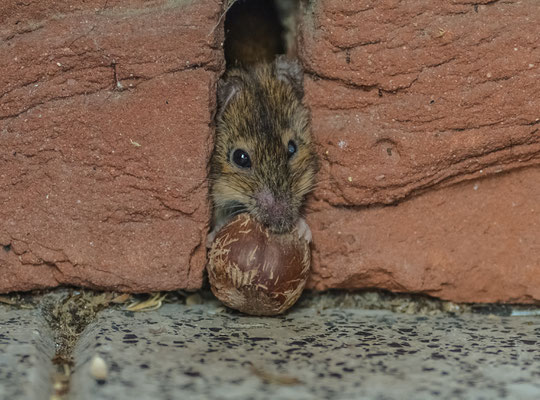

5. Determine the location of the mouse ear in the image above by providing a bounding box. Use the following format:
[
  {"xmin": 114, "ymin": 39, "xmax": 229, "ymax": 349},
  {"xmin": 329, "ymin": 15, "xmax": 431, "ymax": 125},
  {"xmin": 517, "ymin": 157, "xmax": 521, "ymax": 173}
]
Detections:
[
  {"xmin": 274, "ymin": 55, "xmax": 304, "ymax": 99},
  {"xmin": 217, "ymin": 75, "xmax": 244, "ymax": 119}
]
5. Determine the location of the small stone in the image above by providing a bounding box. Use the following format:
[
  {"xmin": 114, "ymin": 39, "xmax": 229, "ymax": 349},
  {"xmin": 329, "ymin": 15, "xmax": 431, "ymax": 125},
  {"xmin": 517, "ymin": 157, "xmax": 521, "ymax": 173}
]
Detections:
[{"xmin": 89, "ymin": 355, "xmax": 108, "ymax": 382}]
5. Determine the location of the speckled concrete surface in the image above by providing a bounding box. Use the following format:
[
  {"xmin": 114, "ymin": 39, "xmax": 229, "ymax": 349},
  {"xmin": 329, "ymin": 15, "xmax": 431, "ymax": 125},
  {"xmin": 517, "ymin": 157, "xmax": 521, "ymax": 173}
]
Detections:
[
  {"xmin": 1, "ymin": 297, "xmax": 540, "ymax": 400},
  {"xmin": 69, "ymin": 301, "xmax": 540, "ymax": 400},
  {"xmin": 0, "ymin": 307, "xmax": 55, "ymax": 400}
]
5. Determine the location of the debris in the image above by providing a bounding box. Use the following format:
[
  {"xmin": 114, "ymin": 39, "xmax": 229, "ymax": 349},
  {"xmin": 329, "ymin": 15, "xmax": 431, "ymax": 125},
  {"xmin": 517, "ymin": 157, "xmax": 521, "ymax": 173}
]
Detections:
[
  {"xmin": 126, "ymin": 293, "xmax": 167, "ymax": 312},
  {"xmin": 111, "ymin": 293, "xmax": 131, "ymax": 304},
  {"xmin": 250, "ymin": 364, "xmax": 302, "ymax": 386},
  {"xmin": 185, "ymin": 293, "xmax": 203, "ymax": 306},
  {"xmin": 0, "ymin": 295, "xmax": 16, "ymax": 305}
]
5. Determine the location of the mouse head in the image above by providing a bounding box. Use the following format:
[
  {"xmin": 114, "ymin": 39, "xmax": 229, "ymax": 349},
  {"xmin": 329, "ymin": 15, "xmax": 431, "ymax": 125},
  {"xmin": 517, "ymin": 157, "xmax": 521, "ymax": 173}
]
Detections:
[{"xmin": 210, "ymin": 57, "xmax": 317, "ymax": 233}]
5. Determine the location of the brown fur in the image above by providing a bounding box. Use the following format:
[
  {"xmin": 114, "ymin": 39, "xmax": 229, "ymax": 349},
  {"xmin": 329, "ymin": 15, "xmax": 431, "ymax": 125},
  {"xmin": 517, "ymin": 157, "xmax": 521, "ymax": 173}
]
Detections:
[{"xmin": 210, "ymin": 58, "xmax": 317, "ymax": 234}]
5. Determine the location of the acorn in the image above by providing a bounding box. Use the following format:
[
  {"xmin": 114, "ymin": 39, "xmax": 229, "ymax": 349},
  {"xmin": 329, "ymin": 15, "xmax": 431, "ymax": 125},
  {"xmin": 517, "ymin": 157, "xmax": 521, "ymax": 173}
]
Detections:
[{"xmin": 207, "ymin": 213, "xmax": 311, "ymax": 316}]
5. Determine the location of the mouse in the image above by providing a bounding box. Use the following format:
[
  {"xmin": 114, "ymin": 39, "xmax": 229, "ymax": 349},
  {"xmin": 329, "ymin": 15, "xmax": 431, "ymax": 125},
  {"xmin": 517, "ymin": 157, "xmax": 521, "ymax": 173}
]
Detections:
[{"xmin": 207, "ymin": 55, "xmax": 318, "ymax": 247}]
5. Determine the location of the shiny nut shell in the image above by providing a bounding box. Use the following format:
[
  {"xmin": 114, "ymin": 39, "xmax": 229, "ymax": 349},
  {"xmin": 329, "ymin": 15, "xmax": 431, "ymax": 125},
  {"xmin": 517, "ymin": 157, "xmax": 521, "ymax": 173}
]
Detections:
[{"xmin": 207, "ymin": 214, "xmax": 310, "ymax": 316}]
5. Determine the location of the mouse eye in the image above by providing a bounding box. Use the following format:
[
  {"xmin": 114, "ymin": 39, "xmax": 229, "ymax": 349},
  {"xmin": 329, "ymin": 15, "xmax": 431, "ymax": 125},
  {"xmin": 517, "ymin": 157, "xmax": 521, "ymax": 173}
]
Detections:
[
  {"xmin": 287, "ymin": 140, "xmax": 297, "ymax": 158},
  {"xmin": 231, "ymin": 149, "xmax": 251, "ymax": 169}
]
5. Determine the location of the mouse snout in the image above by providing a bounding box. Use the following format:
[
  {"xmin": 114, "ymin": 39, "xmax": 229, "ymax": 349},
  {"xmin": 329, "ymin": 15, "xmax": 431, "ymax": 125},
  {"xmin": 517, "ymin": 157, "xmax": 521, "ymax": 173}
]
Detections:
[{"xmin": 254, "ymin": 188, "xmax": 294, "ymax": 233}]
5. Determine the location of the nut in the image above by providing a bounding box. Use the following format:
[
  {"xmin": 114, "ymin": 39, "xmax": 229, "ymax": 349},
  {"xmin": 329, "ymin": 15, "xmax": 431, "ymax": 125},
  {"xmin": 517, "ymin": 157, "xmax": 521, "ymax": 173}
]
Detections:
[{"xmin": 207, "ymin": 214, "xmax": 310, "ymax": 316}]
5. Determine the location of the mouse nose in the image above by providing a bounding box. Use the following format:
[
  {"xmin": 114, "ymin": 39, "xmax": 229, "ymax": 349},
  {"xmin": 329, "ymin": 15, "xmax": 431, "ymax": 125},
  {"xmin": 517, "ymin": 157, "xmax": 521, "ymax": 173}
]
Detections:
[{"xmin": 254, "ymin": 188, "xmax": 293, "ymax": 232}]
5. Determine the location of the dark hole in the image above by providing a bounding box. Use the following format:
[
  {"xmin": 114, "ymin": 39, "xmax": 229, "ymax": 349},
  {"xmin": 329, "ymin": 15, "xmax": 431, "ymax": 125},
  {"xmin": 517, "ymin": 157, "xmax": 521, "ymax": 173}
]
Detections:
[
  {"xmin": 224, "ymin": 0, "xmax": 286, "ymax": 68},
  {"xmin": 3, "ymin": 244, "xmax": 11, "ymax": 252},
  {"xmin": 386, "ymin": 147, "xmax": 392, "ymax": 156}
]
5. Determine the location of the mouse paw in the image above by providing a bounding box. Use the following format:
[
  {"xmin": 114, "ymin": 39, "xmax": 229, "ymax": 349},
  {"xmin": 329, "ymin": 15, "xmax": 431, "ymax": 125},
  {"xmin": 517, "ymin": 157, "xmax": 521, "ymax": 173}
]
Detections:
[
  {"xmin": 295, "ymin": 218, "xmax": 312, "ymax": 243},
  {"xmin": 207, "ymin": 212, "xmax": 236, "ymax": 248},
  {"xmin": 206, "ymin": 228, "xmax": 220, "ymax": 249},
  {"xmin": 206, "ymin": 220, "xmax": 228, "ymax": 248}
]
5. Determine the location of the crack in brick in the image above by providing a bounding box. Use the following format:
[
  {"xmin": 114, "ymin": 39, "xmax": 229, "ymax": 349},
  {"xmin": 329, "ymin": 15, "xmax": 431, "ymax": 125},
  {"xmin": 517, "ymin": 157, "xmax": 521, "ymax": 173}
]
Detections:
[
  {"xmin": 0, "ymin": 58, "xmax": 219, "ymax": 122},
  {"xmin": 324, "ymin": 138, "xmax": 540, "ymax": 208}
]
